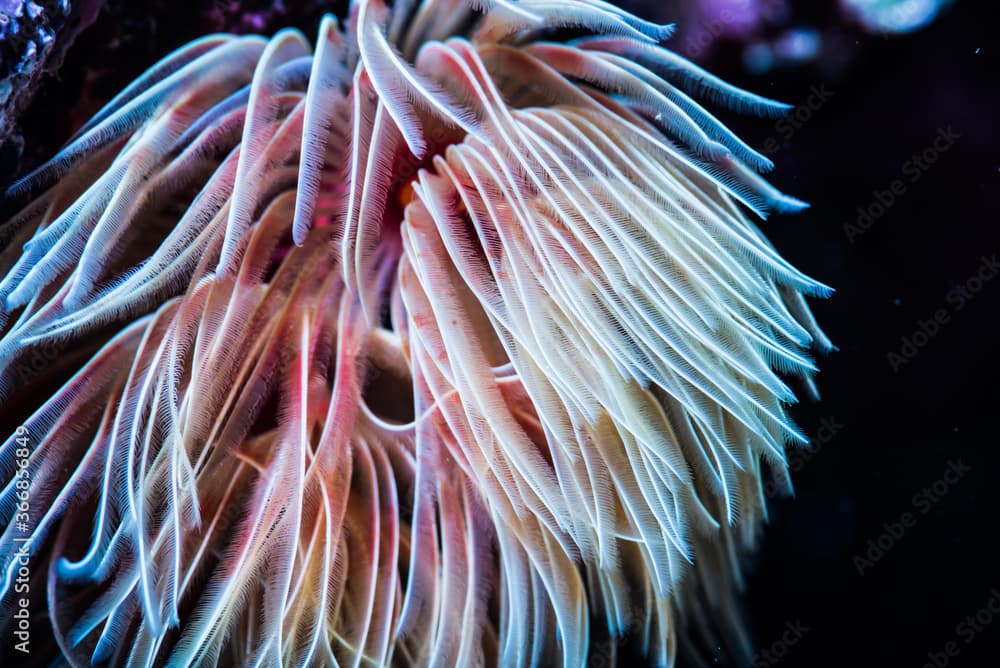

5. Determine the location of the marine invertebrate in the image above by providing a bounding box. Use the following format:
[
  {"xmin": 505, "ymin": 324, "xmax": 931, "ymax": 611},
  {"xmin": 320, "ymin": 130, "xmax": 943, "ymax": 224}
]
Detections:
[{"xmin": 0, "ymin": 0, "xmax": 831, "ymax": 665}]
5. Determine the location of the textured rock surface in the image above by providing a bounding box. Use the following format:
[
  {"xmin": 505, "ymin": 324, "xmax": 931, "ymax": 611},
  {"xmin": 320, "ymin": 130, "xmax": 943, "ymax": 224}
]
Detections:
[
  {"xmin": 0, "ymin": 1, "xmax": 102, "ymax": 170},
  {"xmin": 0, "ymin": 0, "xmax": 339, "ymax": 182},
  {"xmin": 1, "ymin": 1, "xmax": 69, "ymax": 142}
]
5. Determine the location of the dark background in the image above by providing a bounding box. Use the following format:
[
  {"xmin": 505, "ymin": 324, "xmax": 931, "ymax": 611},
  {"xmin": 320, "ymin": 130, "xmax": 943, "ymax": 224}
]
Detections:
[
  {"xmin": 700, "ymin": 3, "xmax": 1000, "ymax": 667},
  {"xmin": 687, "ymin": 2, "xmax": 1000, "ymax": 666},
  {"xmin": 3, "ymin": 1, "xmax": 997, "ymax": 665}
]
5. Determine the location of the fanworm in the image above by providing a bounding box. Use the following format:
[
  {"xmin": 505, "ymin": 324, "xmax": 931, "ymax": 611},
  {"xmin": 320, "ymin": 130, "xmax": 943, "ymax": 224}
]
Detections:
[{"xmin": 0, "ymin": 0, "xmax": 831, "ymax": 665}]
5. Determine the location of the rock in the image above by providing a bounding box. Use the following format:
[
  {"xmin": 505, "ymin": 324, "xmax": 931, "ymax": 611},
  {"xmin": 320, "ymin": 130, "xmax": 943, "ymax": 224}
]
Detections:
[{"xmin": 0, "ymin": 0, "xmax": 102, "ymax": 178}]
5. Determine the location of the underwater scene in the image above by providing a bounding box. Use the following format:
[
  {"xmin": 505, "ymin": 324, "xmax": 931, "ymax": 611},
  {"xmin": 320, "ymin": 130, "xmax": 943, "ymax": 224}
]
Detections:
[{"xmin": 0, "ymin": 1, "xmax": 995, "ymax": 666}]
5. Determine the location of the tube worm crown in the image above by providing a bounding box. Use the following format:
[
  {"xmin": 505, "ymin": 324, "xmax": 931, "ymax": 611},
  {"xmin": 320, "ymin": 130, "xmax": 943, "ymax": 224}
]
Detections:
[{"xmin": 0, "ymin": 1, "xmax": 831, "ymax": 666}]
